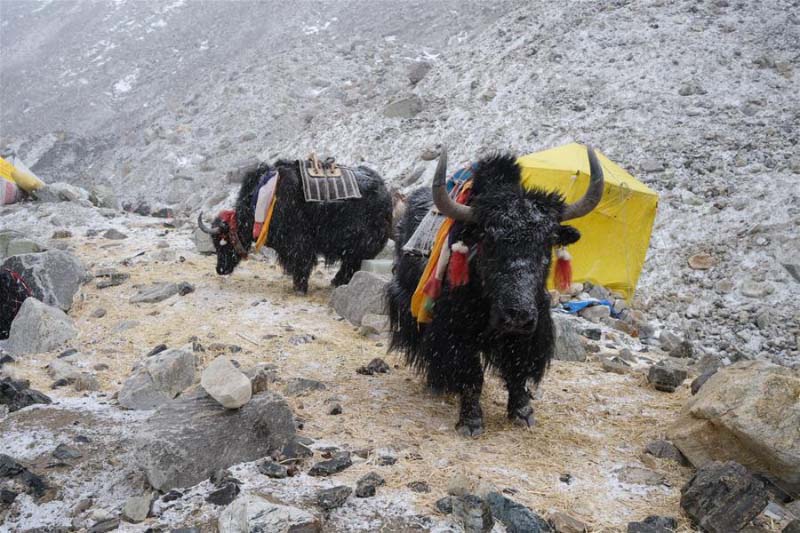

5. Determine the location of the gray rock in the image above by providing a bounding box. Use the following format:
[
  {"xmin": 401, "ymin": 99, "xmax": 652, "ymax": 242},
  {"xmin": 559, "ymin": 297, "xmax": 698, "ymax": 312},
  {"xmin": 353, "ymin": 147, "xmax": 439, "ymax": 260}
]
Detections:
[
  {"xmin": 486, "ymin": 492, "xmax": 552, "ymax": 532},
  {"xmin": 136, "ymin": 388, "xmax": 296, "ymax": 491},
  {"xmin": 308, "ymin": 451, "xmax": 352, "ymax": 476},
  {"xmin": 52, "ymin": 443, "xmax": 82, "ymax": 460},
  {"xmin": 383, "ymin": 95, "xmax": 424, "ymax": 118},
  {"xmin": 626, "ymin": 515, "xmax": 677, "ymax": 533},
  {"xmin": 122, "ymin": 493, "xmax": 152, "ymax": 523},
  {"xmin": 206, "ymin": 481, "xmax": 240, "ymax": 506},
  {"xmin": 375, "ymin": 239, "xmax": 395, "ymax": 260},
  {"xmin": 218, "ymin": 493, "xmax": 321, "ymax": 533},
  {"xmin": 48, "ymin": 359, "xmax": 81, "ymax": 383},
  {"xmin": 119, "ymin": 348, "xmax": 196, "ymax": 410},
  {"xmin": 356, "ymin": 471, "xmax": 385, "ymax": 497},
  {"xmin": 130, "ymin": 282, "xmax": 179, "ymax": 304},
  {"xmin": 356, "ymin": 358, "xmax": 391, "ymax": 376},
  {"xmin": 453, "ymin": 494, "xmax": 494, "ymax": 533},
  {"xmin": 95, "ymin": 272, "xmax": 129, "ymax": 289},
  {"xmin": 435, "ymin": 496, "xmax": 454, "ymax": 514},
  {"xmin": 103, "ymin": 228, "xmax": 128, "ymax": 241},
  {"xmin": 201, "ymin": 357, "xmax": 252, "ymax": 409},
  {"xmin": 359, "ymin": 259, "xmax": 393, "ymax": 276},
  {"xmin": 6, "ymin": 238, "xmax": 45, "ymax": 257},
  {"xmin": 578, "ymin": 304, "xmax": 611, "ymax": 323},
  {"xmin": 192, "ymin": 227, "xmax": 216, "ymax": 255},
  {"xmin": 88, "ymin": 518, "xmax": 120, "ymax": 533},
  {"xmin": 408, "ymin": 61, "xmax": 432, "ymax": 84},
  {"xmin": 616, "ymin": 465, "xmax": 665, "ymax": 486},
  {"xmin": 283, "ymin": 377, "xmax": 326, "ymax": 396},
  {"xmin": 647, "ymin": 361, "xmax": 687, "ymax": 392},
  {"xmin": 645, "ymin": 440, "xmax": 689, "ymax": 466},
  {"xmin": 640, "ymin": 159, "xmax": 664, "ymax": 173},
  {"xmin": 88, "ymin": 185, "xmax": 120, "ymax": 210},
  {"xmin": 680, "ymin": 461, "xmax": 768, "ymax": 533},
  {"xmin": 330, "ymin": 270, "xmax": 388, "ymax": 326},
  {"xmin": 0, "ymin": 377, "xmax": 52, "ymax": 412},
  {"xmin": 669, "ymin": 340, "xmax": 693, "ymax": 359},
  {"xmin": 33, "ymin": 182, "xmax": 90, "ymax": 203},
  {"xmin": 1, "ymin": 250, "xmax": 89, "ymax": 311},
  {"xmin": 690, "ymin": 367, "xmax": 717, "ymax": 395},
  {"xmin": 317, "ymin": 485, "xmax": 352, "ymax": 510},
  {"xmin": 258, "ymin": 460, "xmax": 288, "ymax": 479},
  {"xmin": 552, "ymin": 315, "xmax": 588, "ymax": 362},
  {"xmin": 359, "ymin": 313, "xmax": 389, "ymax": 335},
  {"xmin": 6, "ymin": 298, "xmax": 78, "ymax": 355},
  {"xmin": 548, "ymin": 511, "xmax": 587, "ymax": 533}
]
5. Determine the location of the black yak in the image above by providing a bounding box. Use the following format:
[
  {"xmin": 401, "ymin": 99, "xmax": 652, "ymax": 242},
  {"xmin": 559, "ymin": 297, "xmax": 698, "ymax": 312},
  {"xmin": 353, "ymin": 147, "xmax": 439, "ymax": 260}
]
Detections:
[
  {"xmin": 387, "ymin": 146, "xmax": 604, "ymax": 436},
  {"xmin": 198, "ymin": 160, "xmax": 392, "ymax": 293}
]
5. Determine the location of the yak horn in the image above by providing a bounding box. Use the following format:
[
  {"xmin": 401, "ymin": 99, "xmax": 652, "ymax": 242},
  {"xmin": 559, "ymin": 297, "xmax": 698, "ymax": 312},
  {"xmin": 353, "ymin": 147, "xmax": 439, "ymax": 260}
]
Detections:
[
  {"xmin": 432, "ymin": 146, "xmax": 474, "ymax": 222},
  {"xmin": 561, "ymin": 146, "xmax": 605, "ymax": 221},
  {"xmin": 197, "ymin": 212, "xmax": 220, "ymax": 235}
]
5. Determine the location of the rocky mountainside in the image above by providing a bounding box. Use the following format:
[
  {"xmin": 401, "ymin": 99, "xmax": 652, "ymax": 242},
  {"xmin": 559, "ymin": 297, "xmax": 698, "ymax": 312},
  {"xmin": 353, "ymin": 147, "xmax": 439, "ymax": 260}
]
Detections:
[{"xmin": 2, "ymin": 0, "xmax": 799, "ymax": 367}]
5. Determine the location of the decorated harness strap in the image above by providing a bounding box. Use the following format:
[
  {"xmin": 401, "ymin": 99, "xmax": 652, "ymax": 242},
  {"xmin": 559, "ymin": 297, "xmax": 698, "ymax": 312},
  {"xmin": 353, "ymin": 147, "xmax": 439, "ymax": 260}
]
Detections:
[{"xmin": 410, "ymin": 179, "xmax": 474, "ymax": 325}]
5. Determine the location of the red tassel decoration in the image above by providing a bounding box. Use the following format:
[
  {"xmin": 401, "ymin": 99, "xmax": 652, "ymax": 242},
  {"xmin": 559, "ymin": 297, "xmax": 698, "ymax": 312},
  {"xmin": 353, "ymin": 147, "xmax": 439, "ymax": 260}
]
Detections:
[
  {"xmin": 554, "ymin": 247, "xmax": 572, "ymax": 292},
  {"xmin": 423, "ymin": 276, "xmax": 443, "ymax": 299},
  {"xmin": 448, "ymin": 242, "xmax": 470, "ymax": 287}
]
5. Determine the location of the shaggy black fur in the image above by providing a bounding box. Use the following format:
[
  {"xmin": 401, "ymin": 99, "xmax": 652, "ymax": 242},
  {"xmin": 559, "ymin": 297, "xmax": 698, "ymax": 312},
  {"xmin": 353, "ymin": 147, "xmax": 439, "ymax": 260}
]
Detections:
[
  {"xmin": 0, "ymin": 269, "xmax": 31, "ymax": 339},
  {"xmin": 388, "ymin": 154, "xmax": 581, "ymax": 436},
  {"xmin": 210, "ymin": 161, "xmax": 392, "ymax": 293}
]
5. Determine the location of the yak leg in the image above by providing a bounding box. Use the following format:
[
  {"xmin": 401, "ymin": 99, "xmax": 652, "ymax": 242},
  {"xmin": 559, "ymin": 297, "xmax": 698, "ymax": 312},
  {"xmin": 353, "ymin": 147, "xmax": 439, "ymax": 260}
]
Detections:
[
  {"xmin": 290, "ymin": 255, "xmax": 316, "ymax": 295},
  {"xmin": 457, "ymin": 381, "xmax": 484, "ymax": 437},
  {"xmin": 422, "ymin": 317, "xmax": 485, "ymax": 437},
  {"xmin": 496, "ymin": 337, "xmax": 549, "ymax": 428},
  {"xmin": 332, "ymin": 256, "xmax": 361, "ymax": 287}
]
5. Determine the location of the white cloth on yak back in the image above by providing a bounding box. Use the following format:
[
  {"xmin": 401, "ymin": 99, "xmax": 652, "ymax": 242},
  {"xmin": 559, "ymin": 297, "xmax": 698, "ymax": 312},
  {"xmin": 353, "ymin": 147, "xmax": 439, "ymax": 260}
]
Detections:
[{"xmin": 254, "ymin": 176, "xmax": 278, "ymax": 224}]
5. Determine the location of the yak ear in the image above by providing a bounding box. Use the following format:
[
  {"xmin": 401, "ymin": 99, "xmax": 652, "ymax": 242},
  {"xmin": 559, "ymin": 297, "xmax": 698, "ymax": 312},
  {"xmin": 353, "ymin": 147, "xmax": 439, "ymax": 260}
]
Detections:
[{"xmin": 555, "ymin": 225, "xmax": 581, "ymax": 246}]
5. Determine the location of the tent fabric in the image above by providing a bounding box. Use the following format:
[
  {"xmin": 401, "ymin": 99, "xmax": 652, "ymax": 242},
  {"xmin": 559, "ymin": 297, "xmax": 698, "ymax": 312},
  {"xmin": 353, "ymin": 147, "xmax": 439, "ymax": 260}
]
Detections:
[
  {"xmin": 517, "ymin": 142, "xmax": 658, "ymax": 299},
  {"xmin": 0, "ymin": 156, "xmax": 45, "ymax": 193}
]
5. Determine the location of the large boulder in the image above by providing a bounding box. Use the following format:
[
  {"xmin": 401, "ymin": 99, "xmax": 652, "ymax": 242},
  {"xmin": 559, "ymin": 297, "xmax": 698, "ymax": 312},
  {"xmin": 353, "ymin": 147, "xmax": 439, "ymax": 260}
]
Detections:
[
  {"xmin": 218, "ymin": 493, "xmax": 321, "ymax": 533},
  {"xmin": 552, "ymin": 314, "xmax": 587, "ymax": 362},
  {"xmin": 667, "ymin": 360, "xmax": 800, "ymax": 496},
  {"xmin": 119, "ymin": 348, "xmax": 196, "ymax": 410},
  {"xmin": 5, "ymin": 298, "xmax": 78, "ymax": 355},
  {"xmin": 330, "ymin": 271, "xmax": 388, "ymax": 326},
  {"xmin": 136, "ymin": 388, "xmax": 296, "ymax": 491},
  {"xmin": 1, "ymin": 250, "xmax": 88, "ymax": 311}
]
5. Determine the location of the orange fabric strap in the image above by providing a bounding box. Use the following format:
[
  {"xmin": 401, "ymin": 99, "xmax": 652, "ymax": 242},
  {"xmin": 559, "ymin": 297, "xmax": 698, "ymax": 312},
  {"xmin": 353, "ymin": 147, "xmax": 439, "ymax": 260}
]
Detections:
[{"xmin": 254, "ymin": 174, "xmax": 280, "ymax": 253}]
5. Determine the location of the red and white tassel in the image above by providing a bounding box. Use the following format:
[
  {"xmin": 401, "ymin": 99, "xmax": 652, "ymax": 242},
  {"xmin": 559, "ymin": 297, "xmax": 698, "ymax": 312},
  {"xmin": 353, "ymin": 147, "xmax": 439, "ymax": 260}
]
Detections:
[
  {"xmin": 554, "ymin": 246, "xmax": 573, "ymax": 292},
  {"xmin": 448, "ymin": 241, "xmax": 470, "ymax": 287}
]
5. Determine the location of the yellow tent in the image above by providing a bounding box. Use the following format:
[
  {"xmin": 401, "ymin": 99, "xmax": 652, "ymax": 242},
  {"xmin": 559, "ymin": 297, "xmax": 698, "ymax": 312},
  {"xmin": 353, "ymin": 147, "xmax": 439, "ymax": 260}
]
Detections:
[{"xmin": 517, "ymin": 142, "xmax": 658, "ymax": 299}]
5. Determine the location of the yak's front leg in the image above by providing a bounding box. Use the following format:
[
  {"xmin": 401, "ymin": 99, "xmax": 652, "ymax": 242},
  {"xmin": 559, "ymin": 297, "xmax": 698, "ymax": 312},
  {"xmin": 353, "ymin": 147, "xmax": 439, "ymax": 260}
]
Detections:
[
  {"xmin": 497, "ymin": 336, "xmax": 549, "ymax": 428},
  {"xmin": 457, "ymin": 381, "xmax": 485, "ymax": 437},
  {"xmin": 422, "ymin": 317, "xmax": 485, "ymax": 437}
]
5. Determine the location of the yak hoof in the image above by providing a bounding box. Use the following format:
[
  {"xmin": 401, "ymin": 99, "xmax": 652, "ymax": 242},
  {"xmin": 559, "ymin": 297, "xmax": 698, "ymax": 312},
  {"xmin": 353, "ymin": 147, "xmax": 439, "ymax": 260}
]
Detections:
[
  {"xmin": 456, "ymin": 417, "xmax": 484, "ymax": 438},
  {"xmin": 509, "ymin": 405, "xmax": 535, "ymax": 428}
]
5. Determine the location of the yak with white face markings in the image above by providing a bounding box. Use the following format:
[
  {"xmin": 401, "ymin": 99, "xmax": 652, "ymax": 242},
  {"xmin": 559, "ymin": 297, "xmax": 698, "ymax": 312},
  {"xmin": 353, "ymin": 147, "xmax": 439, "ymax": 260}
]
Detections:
[
  {"xmin": 387, "ymin": 146, "xmax": 604, "ymax": 436},
  {"xmin": 198, "ymin": 160, "xmax": 393, "ymax": 293}
]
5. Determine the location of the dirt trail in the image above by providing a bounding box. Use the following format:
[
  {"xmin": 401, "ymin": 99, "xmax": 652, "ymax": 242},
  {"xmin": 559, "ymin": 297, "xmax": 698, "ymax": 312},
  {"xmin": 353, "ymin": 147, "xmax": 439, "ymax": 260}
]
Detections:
[{"xmin": 6, "ymin": 225, "xmax": 695, "ymax": 531}]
